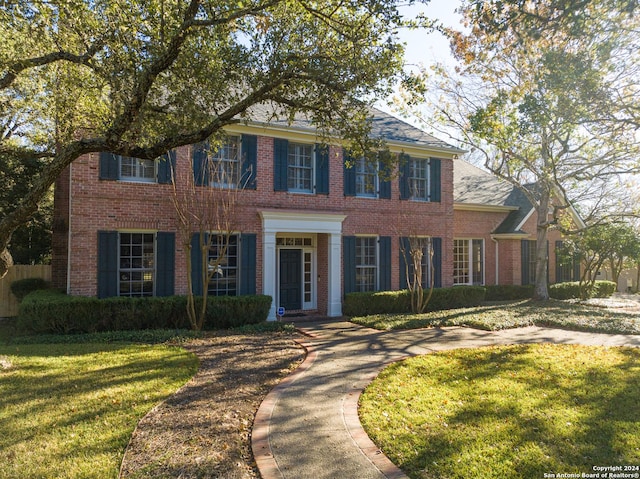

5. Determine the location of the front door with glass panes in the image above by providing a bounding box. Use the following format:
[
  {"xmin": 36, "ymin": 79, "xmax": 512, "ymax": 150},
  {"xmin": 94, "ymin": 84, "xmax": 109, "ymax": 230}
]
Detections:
[{"xmin": 276, "ymin": 235, "xmax": 316, "ymax": 312}]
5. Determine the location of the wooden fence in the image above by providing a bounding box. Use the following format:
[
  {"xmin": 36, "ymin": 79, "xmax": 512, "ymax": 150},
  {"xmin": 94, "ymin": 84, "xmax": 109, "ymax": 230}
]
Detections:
[{"xmin": 0, "ymin": 265, "xmax": 52, "ymax": 318}]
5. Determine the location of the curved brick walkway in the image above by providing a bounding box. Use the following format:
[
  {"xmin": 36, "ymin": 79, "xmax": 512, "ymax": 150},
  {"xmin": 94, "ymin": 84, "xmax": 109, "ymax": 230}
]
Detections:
[{"xmin": 252, "ymin": 322, "xmax": 640, "ymax": 479}]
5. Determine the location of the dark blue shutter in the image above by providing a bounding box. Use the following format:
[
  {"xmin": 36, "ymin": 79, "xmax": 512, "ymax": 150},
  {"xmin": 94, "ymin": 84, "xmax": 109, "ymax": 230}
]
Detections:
[
  {"xmin": 399, "ymin": 237, "xmax": 411, "ymax": 290},
  {"xmin": 193, "ymin": 142, "xmax": 208, "ymax": 186},
  {"xmin": 157, "ymin": 150, "xmax": 176, "ymax": 184},
  {"xmin": 399, "ymin": 153, "xmax": 411, "ymax": 200},
  {"xmin": 378, "ymin": 159, "xmax": 391, "ymax": 199},
  {"xmin": 99, "ymin": 152, "xmax": 119, "ymax": 180},
  {"xmin": 315, "ymin": 144, "xmax": 329, "ymax": 195},
  {"xmin": 239, "ymin": 233, "xmax": 257, "ymax": 295},
  {"xmin": 343, "ymin": 150, "xmax": 356, "ymax": 196},
  {"xmin": 555, "ymin": 240, "xmax": 563, "ymax": 282},
  {"xmin": 274, "ymin": 138, "xmax": 289, "ymax": 191},
  {"xmin": 573, "ymin": 254, "xmax": 581, "ymax": 282},
  {"xmin": 155, "ymin": 232, "xmax": 175, "ymax": 296},
  {"xmin": 379, "ymin": 236, "xmax": 392, "ymax": 291},
  {"xmin": 343, "ymin": 236, "xmax": 356, "ymax": 294},
  {"xmin": 242, "ymin": 135, "xmax": 257, "ymax": 190},
  {"xmin": 432, "ymin": 237, "xmax": 442, "ymax": 288},
  {"xmin": 430, "ymin": 158, "xmax": 441, "ymax": 202},
  {"xmin": 191, "ymin": 233, "xmax": 203, "ymax": 295},
  {"xmin": 97, "ymin": 231, "xmax": 118, "ymax": 298},
  {"xmin": 521, "ymin": 240, "xmax": 530, "ymax": 285}
]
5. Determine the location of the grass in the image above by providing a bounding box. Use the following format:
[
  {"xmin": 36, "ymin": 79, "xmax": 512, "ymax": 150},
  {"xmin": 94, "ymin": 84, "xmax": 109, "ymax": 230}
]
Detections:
[
  {"xmin": 0, "ymin": 341, "xmax": 198, "ymax": 479},
  {"xmin": 350, "ymin": 299, "xmax": 640, "ymax": 334},
  {"xmin": 359, "ymin": 344, "xmax": 640, "ymax": 479}
]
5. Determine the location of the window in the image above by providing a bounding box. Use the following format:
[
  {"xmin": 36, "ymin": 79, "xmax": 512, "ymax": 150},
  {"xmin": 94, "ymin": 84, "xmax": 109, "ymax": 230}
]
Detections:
[
  {"xmin": 355, "ymin": 157, "xmax": 378, "ymax": 197},
  {"xmin": 210, "ymin": 136, "xmax": 240, "ymax": 187},
  {"xmin": 287, "ymin": 143, "xmax": 314, "ymax": 192},
  {"xmin": 522, "ymin": 240, "xmax": 537, "ymax": 285},
  {"xmin": 356, "ymin": 237, "xmax": 377, "ymax": 292},
  {"xmin": 119, "ymin": 233, "xmax": 155, "ymax": 296},
  {"xmin": 403, "ymin": 239, "xmax": 432, "ymax": 287},
  {"xmin": 453, "ymin": 239, "xmax": 484, "ymax": 285},
  {"xmin": 120, "ymin": 156, "xmax": 156, "ymax": 182},
  {"xmin": 207, "ymin": 234, "xmax": 239, "ymax": 296},
  {"xmin": 409, "ymin": 157, "xmax": 430, "ymax": 201}
]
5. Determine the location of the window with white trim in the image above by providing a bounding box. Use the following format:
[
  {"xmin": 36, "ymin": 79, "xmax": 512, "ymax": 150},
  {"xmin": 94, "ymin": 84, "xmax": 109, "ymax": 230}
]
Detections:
[
  {"xmin": 207, "ymin": 234, "xmax": 239, "ymax": 296},
  {"xmin": 119, "ymin": 233, "xmax": 155, "ymax": 296},
  {"xmin": 356, "ymin": 237, "xmax": 377, "ymax": 292},
  {"xmin": 355, "ymin": 157, "xmax": 378, "ymax": 197},
  {"xmin": 211, "ymin": 136, "xmax": 241, "ymax": 187},
  {"xmin": 409, "ymin": 157, "xmax": 430, "ymax": 201},
  {"xmin": 120, "ymin": 156, "xmax": 156, "ymax": 182},
  {"xmin": 453, "ymin": 239, "xmax": 484, "ymax": 285},
  {"xmin": 287, "ymin": 143, "xmax": 314, "ymax": 192}
]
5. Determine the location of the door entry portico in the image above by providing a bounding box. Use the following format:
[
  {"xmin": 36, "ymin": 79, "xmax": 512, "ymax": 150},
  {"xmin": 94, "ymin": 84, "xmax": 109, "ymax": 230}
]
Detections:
[{"xmin": 279, "ymin": 249, "xmax": 302, "ymax": 310}]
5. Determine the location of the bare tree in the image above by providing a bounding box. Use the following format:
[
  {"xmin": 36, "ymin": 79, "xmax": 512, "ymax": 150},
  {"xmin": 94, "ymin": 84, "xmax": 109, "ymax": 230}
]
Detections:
[{"xmin": 400, "ymin": 234, "xmax": 435, "ymax": 314}]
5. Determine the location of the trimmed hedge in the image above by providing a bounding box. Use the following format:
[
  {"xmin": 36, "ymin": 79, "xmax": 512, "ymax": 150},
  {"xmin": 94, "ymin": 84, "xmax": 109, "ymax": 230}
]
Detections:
[
  {"xmin": 549, "ymin": 280, "xmax": 617, "ymax": 300},
  {"xmin": 17, "ymin": 290, "xmax": 272, "ymax": 334},
  {"xmin": 343, "ymin": 286, "xmax": 486, "ymax": 316},
  {"xmin": 485, "ymin": 284, "xmax": 534, "ymax": 301},
  {"xmin": 10, "ymin": 277, "xmax": 50, "ymax": 302}
]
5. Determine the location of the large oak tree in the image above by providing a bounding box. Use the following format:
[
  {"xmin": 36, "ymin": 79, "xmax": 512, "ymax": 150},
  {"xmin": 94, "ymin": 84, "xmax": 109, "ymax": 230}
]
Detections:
[{"xmin": 0, "ymin": 0, "xmax": 412, "ymax": 276}]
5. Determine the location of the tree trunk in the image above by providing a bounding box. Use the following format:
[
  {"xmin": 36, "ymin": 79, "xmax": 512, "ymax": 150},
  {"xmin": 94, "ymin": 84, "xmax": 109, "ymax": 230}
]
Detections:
[{"xmin": 533, "ymin": 189, "xmax": 551, "ymax": 301}]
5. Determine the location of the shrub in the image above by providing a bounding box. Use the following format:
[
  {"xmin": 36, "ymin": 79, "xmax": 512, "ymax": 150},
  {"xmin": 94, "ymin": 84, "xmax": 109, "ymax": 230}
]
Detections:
[
  {"xmin": 485, "ymin": 284, "xmax": 534, "ymax": 301},
  {"xmin": 10, "ymin": 277, "xmax": 50, "ymax": 302},
  {"xmin": 549, "ymin": 281, "xmax": 617, "ymax": 300},
  {"xmin": 593, "ymin": 281, "xmax": 617, "ymax": 298},
  {"xmin": 343, "ymin": 286, "xmax": 486, "ymax": 316},
  {"xmin": 17, "ymin": 291, "xmax": 272, "ymax": 334}
]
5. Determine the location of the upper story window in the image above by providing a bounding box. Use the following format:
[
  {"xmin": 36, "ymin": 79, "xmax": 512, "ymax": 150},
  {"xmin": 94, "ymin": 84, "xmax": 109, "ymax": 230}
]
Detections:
[
  {"xmin": 120, "ymin": 157, "xmax": 156, "ymax": 182},
  {"xmin": 193, "ymin": 135, "xmax": 258, "ymax": 190},
  {"xmin": 287, "ymin": 143, "xmax": 314, "ymax": 193},
  {"xmin": 211, "ymin": 136, "xmax": 241, "ymax": 187},
  {"xmin": 355, "ymin": 157, "xmax": 378, "ymax": 197},
  {"xmin": 274, "ymin": 139, "xmax": 329, "ymax": 195},
  {"xmin": 99, "ymin": 151, "xmax": 174, "ymax": 184},
  {"xmin": 399, "ymin": 154, "xmax": 441, "ymax": 202}
]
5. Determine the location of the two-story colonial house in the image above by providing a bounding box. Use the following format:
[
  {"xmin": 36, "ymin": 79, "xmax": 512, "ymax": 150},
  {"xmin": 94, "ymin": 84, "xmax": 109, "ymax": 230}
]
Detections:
[{"xmin": 51, "ymin": 107, "xmax": 577, "ymax": 320}]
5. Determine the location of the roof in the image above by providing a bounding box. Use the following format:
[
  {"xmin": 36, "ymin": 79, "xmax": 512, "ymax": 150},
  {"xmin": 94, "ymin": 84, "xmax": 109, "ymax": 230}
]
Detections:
[
  {"xmin": 454, "ymin": 160, "xmax": 533, "ymax": 235},
  {"xmin": 245, "ymin": 103, "xmax": 463, "ymax": 153}
]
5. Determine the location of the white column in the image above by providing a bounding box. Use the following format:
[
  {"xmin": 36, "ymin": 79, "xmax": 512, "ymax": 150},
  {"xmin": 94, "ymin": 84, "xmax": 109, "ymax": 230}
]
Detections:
[
  {"xmin": 327, "ymin": 233, "xmax": 343, "ymax": 317},
  {"xmin": 263, "ymin": 231, "xmax": 277, "ymax": 321}
]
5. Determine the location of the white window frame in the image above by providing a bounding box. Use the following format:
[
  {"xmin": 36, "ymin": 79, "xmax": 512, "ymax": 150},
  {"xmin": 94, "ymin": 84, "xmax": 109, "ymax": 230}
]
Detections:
[
  {"xmin": 355, "ymin": 236, "xmax": 378, "ymax": 292},
  {"xmin": 409, "ymin": 157, "xmax": 430, "ymax": 201},
  {"xmin": 119, "ymin": 156, "xmax": 157, "ymax": 183},
  {"xmin": 287, "ymin": 142, "xmax": 315, "ymax": 193},
  {"xmin": 118, "ymin": 232, "xmax": 156, "ymax": 297},
  {"xmin": 210, "ymin": 135, "xmax": 241, "ymax": 188},
  {"xmin": 206, "ymin": 233, "xmax": 240, "ymax": 296},
  {"xmin": 453, "ymin": 238, "xmax": 485, "ymax": 286},
  {"xmin": 355, "ymin": 157, "xmax": 378, "ymax": 198}
]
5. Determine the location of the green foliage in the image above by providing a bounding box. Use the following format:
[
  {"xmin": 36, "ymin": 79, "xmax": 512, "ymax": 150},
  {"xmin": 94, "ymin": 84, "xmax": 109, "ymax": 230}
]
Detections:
[
  {"xmin": 9, "ymin": 277, "xmax": 50, "ymax": 302},
  {"xmin": 8, "ymin": 329, "xmax": 201, "ymax": 346},
  {"xmin": 485, "ymin": 284, "xmax": 534, "ymax": 301},
  {"xmin": 549, "ymin": 280, "xmax": 616, "ymax": 300},
  {"xmin": 16, "ymin": 290, "xmax": 272, "ymax": 334},
  {"xmin": 343, "ymin": 286, "xmax": 486, "ymax": 316},
  {"xmin": 360, "ymin": 344, "xmax": 640, "ymax": 479}
]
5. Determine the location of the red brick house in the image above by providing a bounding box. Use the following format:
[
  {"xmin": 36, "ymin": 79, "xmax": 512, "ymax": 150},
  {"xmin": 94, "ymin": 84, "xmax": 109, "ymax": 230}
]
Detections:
[{"xmin": 52, "ymin": 107, "xmax": 578, "ymax": 320}]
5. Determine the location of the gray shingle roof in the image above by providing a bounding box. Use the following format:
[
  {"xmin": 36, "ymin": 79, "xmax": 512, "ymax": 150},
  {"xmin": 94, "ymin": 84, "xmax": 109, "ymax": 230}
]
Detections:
[{"xmin": 454, "ymin": 160, "xmax": 533, "ymax": 234}]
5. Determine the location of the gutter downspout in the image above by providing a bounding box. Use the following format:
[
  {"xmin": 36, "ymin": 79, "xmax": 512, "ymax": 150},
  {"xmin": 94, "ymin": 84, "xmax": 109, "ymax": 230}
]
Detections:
[{"xmin": 492, "ymin": 236, "xmax": 499, "ymax": 285}]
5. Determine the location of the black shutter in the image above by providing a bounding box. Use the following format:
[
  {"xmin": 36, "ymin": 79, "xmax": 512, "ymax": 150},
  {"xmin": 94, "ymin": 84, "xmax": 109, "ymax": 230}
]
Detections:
[
  {"xmin": 379, "ymin": 236, "xmax": 392, "ymax": 291},
  {"xmin": 555, "ymin": 240, "xmax": 563, "ymax": 283},
  {"xmin": 157, "ymin": 150, "xmax": 176, "ymax": 184},
  {"xmin": 99, "ymin": 152, "xmax": 119, "ymax": 180},
  {"xmin": 242, "ymin": 135, "xmax": 258, "ymax": 190},
  {"xmin": 239, "ymin": 233, "xmax": 257, "ymax": 295},
  {"xmin": 156, "ymin": 232, "xmax": 175, "ymax": 296},
  {"xmin": 191, "ymin": 233, "xmax": 203, "ymax": 295},
  {"xmin": 343, "ymin": 236, "xmax": 356, "ymax": 294},
  {"xmin": 378, "ymin": 159, "xmax": 391, "ymax": 199},
  {"xmin": 399, "ymin": 153, "xmax": 411, "ymax": 200},
  {"xmin": 432, "ymin": 237, "xmax": 442, "ymax": 288},
  {"xmin": 521, "ymin": 240, "xmax": 530, "ymax": 285},
  {"xmin": 343, "ymin": 150, "xmax": 356, "ymax": 196},
  {"xmin": 399, "ymin": 237, "xmax": 411, "ymax": 290},
  {"xmin": 97, "ymin": 231, "xmax": 118, "ymax": 298},
  {"xmin": 430, "ymin": 158, "xmax": 441, "ymax": 202},
  {"xmin": 274, "ymin": 138, "xmax": 289, "ymax": 191},
  {"xmin": 315, "ymin": 144, "xmax": 329, "ymax": 195},
  {"xmin": 193, "ymin": 142, "xmax": 208, "ymax": 186}
]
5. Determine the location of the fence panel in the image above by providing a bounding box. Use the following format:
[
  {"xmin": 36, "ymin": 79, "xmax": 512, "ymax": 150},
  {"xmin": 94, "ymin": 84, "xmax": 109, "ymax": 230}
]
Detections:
[{"xmin": 0, "ymin": 265, "xmax": 52, "ymax": 318}]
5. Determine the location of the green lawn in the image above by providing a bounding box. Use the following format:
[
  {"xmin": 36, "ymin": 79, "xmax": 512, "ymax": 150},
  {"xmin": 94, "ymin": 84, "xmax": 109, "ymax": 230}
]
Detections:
[
  {"xmin": 0, "ymin": 341, "xmax": 198, "ymax": 479},
  {"xmin": 359, "ymin": 344, "xmax": 640, "ymax": 479},
  {"xmin": 350, "ymin": 299, "xmax": 640, "ymax": 334}
]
